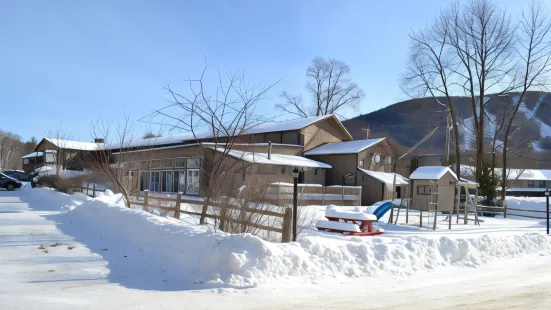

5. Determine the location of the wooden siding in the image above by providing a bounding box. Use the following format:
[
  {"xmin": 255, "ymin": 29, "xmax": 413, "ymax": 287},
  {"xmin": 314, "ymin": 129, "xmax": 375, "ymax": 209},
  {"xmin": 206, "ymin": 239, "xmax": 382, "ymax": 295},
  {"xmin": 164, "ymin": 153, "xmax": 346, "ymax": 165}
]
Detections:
[
  {"xmin": 303, "ymin": 168, "xmax": 326, "ymax": 185},
  {"xmin": 356, "ymin": 171, "xmax": 384, "ymax": 205},
  {"xmin": 230, "ymin": 144, "xmax": 303, "ymax": 156},
  {"xmin": 301, "ymin": 117, "xmax": 352, "ymax": 151},
  {"xmin": 306, "ymin": 153, "xmax": 357, "ymax": 185},
  {"xmin": 357, "ymin": 140, "xmax": 396, "ymax": 173},
  {"xmin": 356, "ymin": 169, "xmax": 409, "ymax": 205},
  {"xmin": 411, "ymin": 171, "xmax": 457, "ymax": 212}
]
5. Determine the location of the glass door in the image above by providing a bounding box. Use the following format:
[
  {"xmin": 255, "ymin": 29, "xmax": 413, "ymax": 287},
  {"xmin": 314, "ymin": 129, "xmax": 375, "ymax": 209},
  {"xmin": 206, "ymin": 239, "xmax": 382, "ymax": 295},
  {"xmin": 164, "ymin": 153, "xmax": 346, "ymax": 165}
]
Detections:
[
  {"xmin": 186, "ymin": 169, "xmax": 200, "ymax": 195},
  {"xmin": 173, "ymin": 170, "xmax": 186, "ymax": 193},
  {"xmin": 149, "ymin": 171, "xmax": 160, "ymax": 192}
]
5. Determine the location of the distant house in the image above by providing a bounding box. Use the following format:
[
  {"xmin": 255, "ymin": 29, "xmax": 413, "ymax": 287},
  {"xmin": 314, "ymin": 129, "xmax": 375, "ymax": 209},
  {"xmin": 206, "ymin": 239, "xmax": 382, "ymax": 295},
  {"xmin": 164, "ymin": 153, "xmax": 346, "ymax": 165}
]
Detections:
[
  {"xmin": 461, "ymin": 165, "xmax": 551, "ymax": 196},
  {"xmin": 304, "ymin": 138, "xmax": 409, "ymax": 205},
  {"xmin": 21, "ymin": 150, "xmax": 56, "ymax": 173}
]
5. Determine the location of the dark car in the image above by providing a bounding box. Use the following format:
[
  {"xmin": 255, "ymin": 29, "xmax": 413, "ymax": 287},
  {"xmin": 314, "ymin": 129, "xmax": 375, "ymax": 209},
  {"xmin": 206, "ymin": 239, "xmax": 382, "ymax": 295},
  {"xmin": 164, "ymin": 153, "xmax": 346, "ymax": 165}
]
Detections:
[
  {"xmin": 0, "ymin": 173, "xmax": 22, "ymax": 191},
  {"xmin": 2, "ymin": 170, "xmax": 32, "ymax": 181}
]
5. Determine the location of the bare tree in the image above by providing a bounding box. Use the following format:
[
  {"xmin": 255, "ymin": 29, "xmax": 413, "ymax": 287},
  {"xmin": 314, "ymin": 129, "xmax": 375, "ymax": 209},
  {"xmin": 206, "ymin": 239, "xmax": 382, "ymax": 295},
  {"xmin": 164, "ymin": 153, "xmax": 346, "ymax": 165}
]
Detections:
[
  {"xmin": 144, "ymin": 64, "xmax": 278, "ymax": 225},
  {"xmin": 278, "ymin": 57, "xmax": 364, "ymax": 118},
  {"xmin": 402, "ymin": 11, "xmax": 462, "ymax": 178},
  {"xmin": 0, "ymin": 130, "xmax": 21, "ymax": 171},
  {"xmin": 448, "ymin": 0, "xmax": 517, "ymax": 189},
  {"xmin": 500, "ymin": 1, "xmax": 551, "ymax": 202},
  {"xmin": 81, "ymin": 117, "xmax": 149, "ymax": 208},
  {"xmin": 45, "ymin": 126, "xmax": 73, "ymax": 176}
]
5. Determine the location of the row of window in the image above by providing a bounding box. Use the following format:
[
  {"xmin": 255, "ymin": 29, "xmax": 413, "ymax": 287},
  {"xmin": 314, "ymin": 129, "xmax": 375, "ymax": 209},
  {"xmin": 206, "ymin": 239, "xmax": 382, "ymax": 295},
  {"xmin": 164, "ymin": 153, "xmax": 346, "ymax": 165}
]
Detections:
[
  {"xmin": 527, "ymin": 180, "xmax": 549, "ymax": 188},
  {"xmin": 132, "ymin": 169, "xmax": 200, "ymax": 195}
]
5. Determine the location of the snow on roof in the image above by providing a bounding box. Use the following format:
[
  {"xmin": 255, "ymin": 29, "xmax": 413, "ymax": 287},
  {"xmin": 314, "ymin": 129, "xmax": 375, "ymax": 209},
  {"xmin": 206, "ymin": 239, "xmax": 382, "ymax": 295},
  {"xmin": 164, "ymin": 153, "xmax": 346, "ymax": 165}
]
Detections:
[
  {"xmin": 45, "ymin": 138, "xmax": 102, "ymax": 151},
  {"xmin": 304, "ymin": 138, "xmax": 386, "ymax": 156},
  {"xmin": 22, "ymin": 150, "xmax": 55, "ymax": 159},
  {"xmin": 497, "ymin": 187, "xmax": 547, "ymax": 192},
  {"xmin": 214, "ymin": 148, "xmax": 332, "ymax": 169},
  {"xmin": 461, "ymin": 165, "xmax": 551, "ymax": 181},
  {"xmin": 358, "ymin": 168, "xmax": 409, "ymax": 185},
  {"xmin": 105, "ymin": 115, "xmax": 342, "ymax": 150},
  {"xmin": 409, "ymin": 166, "xmax": 458, "ymax": 181}
]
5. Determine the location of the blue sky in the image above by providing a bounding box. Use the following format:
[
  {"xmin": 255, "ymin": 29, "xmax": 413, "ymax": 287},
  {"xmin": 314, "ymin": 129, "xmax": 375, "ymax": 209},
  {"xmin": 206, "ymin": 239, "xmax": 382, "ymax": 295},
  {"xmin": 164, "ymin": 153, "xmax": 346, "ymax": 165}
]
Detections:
[{"xmin": 0, "ymin": 0, "xmax": 524, "ymax": 141}]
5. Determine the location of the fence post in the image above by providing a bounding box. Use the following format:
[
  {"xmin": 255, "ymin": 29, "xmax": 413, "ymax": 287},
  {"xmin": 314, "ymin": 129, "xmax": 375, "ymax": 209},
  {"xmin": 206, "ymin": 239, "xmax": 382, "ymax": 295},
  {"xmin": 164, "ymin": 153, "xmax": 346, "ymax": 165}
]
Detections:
[
  {"xmin": 175, "ymin": 193, "xmax": 182, "ymax": 219},
  {"xmin": 322, "ymin": 186, "xmax": 326, "ymax": 205},
  {"xmin": 281, "ymin": 207, "xmax": 292, "ymax": 243},
  {"xmin": 143, "ymin": 190, "xmax": 149, "ymax": 212},
  {"xmin": 342, "ymin": 186, "xmax": 344, "ymax": 205},
  {"xmin": 86, "ymin": 180, "xmax": 90, "ymax": 196},
  {"xmin": 92, "ymin": 183, "xmax": 96, "ymax": 198}
]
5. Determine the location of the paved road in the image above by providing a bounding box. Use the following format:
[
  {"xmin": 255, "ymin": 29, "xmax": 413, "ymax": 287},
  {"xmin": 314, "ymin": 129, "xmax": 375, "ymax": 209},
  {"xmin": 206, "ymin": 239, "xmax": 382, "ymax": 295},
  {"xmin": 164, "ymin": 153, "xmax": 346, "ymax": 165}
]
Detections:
[{"xmin": 1, "ymin": 191, "xmax": 550, "ymax": 309}]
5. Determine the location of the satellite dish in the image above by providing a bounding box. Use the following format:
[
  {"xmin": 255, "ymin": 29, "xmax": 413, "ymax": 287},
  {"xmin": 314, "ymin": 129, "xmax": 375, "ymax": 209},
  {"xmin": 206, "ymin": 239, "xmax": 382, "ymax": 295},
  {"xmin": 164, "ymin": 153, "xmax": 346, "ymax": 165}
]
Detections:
[{"xmin": 372, "ymin": 154, "xmax": 381, "ymax": 165}]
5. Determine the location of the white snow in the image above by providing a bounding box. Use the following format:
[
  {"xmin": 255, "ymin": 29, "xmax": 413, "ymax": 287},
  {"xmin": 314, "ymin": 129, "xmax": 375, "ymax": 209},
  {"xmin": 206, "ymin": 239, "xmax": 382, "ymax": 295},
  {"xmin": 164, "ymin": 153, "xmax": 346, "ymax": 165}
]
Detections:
[
  {"xmin": 409, "ymin": 166, "xmax": 458, "ymax": 180},
  {"xmin": 45, "ymin": 138, "xmax": 102, "ymax": 151},
  {"xmin": 214, "ymin": 148, "xmax": 332, "ymax": 168},
  {"xmin": 1, "ymin": 188, "xmax": 551, "ymax": 309},
  {"xmin": 106, "ymin": 115, "xmax": 344, "ymax": 150},
  {"xmin": 315, "ymin": 220, "xmax": 361, "ymax": 232},
  {"xmin": 358, "ymin": 168, "xmax": 409, "ymax": 185},
  {"xmin": 325, "ymin": 205, "xmax": 377, "ymax": 221},
  {"xmin": 304, "ymin": 138, "xmax": 385, "ymax": 155}
]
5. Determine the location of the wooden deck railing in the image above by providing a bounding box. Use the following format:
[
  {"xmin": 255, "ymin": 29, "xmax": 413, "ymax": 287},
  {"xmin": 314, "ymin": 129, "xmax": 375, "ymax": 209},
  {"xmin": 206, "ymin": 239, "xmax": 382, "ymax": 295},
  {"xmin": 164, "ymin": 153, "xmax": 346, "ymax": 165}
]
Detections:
[{"xmin": 71, "ymin": 183, "xmax": 106, "ymax": 198}]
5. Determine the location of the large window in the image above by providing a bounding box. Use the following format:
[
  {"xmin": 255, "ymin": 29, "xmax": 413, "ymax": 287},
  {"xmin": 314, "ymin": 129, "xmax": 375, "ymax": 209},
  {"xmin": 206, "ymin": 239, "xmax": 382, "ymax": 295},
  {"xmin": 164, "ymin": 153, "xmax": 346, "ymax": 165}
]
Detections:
[
  {"xmin": 162, "ymin": 171, "xmax": 173, "ymax": 192},
  {"xmin": 528, "ymin": 180, "xmax": 535, "ymax": 188},
  {"xmin": 23, "ymin": 158, "xmax": 29, "ymax": 165},
  {"xmin": 358, "ymin": 160, "xmax": 364, "ymax": 168},
  {"xmin": 186, "ymin": 169, "xmax": 200, "ymax": 195},
  {"xmin": 173, "ymin": 170, "xmax": 185, "ymax": 193},
  {"xmin": 141, "ymin": 171, "xmax": 150, "ymax": 191},
  {"xmin": 149, "ymin": 171, "xmax": 160, "ymax": 192},
  {"xmin": 539, "ymin": 180, "xmax": 547, "ymax": 188},
  {"xmin": 45, "ymin": 153, "xmax": 56, "ymax": 163}
]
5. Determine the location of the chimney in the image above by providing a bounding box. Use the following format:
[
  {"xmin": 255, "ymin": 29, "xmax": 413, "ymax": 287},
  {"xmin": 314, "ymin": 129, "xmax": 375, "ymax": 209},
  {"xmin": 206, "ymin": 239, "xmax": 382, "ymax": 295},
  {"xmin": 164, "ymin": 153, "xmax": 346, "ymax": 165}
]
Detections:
[
  {"xmin": 94, "ymin": 138, "xmax": 105, "ymax": 144},
  {"xmin": 268, "ymin": 141, "xmax": 272, "ymax": 159}
]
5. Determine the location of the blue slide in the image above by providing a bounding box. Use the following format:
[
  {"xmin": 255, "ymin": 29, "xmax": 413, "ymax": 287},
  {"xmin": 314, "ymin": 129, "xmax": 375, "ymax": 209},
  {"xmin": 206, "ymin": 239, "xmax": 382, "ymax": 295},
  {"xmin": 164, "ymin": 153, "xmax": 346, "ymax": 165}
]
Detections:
[{"xmin": 372, "ymin": 201, "xmax": 393, "ymax": 221}]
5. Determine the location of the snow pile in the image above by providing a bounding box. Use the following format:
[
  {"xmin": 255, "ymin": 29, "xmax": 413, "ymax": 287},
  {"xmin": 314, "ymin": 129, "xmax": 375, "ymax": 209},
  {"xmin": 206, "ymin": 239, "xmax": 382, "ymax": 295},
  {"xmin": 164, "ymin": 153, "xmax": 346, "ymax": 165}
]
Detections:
[
  {"xmin": 506, "ymin": 196, "xmax": 549, "ymax": 218},
  {"xmin": 19, "ymin": 188, "xmax": 551, "ymax": 289}
]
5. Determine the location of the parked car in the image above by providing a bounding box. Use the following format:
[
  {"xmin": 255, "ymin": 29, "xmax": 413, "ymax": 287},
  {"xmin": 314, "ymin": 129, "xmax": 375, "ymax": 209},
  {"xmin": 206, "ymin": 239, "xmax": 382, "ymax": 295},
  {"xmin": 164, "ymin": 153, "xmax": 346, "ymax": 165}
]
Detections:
[
  {"xmin": 0, "ymin": 173, "xmax": 22, "ymax": 191},
  {"xmin": 2, "ymin": 170, "xmax": 32, "ymax": 182}
]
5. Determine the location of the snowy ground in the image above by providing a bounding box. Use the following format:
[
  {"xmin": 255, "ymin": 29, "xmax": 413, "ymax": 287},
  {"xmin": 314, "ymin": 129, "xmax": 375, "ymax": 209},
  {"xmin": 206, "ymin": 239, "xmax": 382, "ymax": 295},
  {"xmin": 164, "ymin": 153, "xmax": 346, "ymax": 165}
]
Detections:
[{"xmin": 1, "ymin": 188, "xmax": 551, "ymax": 309}]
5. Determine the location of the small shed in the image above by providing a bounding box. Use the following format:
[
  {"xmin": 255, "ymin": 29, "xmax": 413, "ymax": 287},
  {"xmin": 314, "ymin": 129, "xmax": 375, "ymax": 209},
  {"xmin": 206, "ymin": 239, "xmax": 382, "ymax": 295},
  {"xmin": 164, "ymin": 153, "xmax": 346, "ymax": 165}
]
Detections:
[{"xmin": 409, "ymin": 166, "xmax": 458, "ymax": 212}]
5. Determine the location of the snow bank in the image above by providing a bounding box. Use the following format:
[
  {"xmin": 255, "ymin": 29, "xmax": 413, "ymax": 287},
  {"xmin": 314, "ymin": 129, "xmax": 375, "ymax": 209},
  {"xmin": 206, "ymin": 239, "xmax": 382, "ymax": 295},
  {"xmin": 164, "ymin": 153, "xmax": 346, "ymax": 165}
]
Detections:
[{"xmin": 19, "ymin": 188, "xmax": 551, "ymax": 289}]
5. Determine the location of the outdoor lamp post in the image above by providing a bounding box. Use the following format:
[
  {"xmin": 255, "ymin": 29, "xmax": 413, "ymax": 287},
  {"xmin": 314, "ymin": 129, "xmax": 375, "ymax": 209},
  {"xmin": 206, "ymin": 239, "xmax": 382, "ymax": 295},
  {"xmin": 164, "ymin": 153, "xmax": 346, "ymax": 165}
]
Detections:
[
  {"xmin": 292, "ymin": 167, "xmax": 299, "ymax": 242},
  {"xmin": 545, "ymin": 189, "xmax": 550, "ymax": 235}
]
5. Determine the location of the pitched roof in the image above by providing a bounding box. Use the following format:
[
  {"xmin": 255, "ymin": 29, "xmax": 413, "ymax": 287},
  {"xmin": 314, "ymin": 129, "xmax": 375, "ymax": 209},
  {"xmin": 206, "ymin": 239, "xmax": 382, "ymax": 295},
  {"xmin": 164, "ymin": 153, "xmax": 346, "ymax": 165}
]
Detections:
[
  {"xmin": 358, "ymin": 168, "xmax": 409, "ymax": 185},
  {"xmin": 213, "ymin": 148, "xmax": 332, "ymax": 169},
  {"xmin": 409, "ymin": 166, "xmax": 458, "ymax": 181},
  {"xmin": 304, "ymin": 138, "xmax": 386, "ymax": 156},
  {"xmin": 105, "ymin": 114, "xmax": 349, "ymax": 150},
  {"xmin": 44, "ymin": 138, "xmax": 102, "ymax": 151}
]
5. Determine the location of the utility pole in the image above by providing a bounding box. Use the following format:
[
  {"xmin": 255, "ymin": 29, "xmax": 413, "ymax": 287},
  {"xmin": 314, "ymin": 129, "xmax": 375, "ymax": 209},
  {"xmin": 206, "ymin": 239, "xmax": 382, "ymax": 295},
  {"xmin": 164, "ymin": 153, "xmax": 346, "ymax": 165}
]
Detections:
[
  {"xmin": 444, "ymin": 113, "xmax": 451, "ymax": 166},
  {"xmin": 362, "ymin": 126, "xmax": 370, "ymax": 139}
]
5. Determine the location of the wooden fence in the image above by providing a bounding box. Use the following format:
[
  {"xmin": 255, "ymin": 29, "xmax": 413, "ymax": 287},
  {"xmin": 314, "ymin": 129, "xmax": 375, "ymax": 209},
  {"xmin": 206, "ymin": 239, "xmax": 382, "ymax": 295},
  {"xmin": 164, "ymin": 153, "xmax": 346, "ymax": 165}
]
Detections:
[
  {"xmin": 130, "ymin": 191, "xmax": 293, "ymax": 243},
  {"xmin": 257, "ymin": 184, "xmax": 362, "ymax": 206},
  {"xmin": 506, "ymin": 207, "xmax": 549, "ymax": 220},
  {"xmin": 71, "ymin": 183, "xmax": 106, "ymax": 198}
]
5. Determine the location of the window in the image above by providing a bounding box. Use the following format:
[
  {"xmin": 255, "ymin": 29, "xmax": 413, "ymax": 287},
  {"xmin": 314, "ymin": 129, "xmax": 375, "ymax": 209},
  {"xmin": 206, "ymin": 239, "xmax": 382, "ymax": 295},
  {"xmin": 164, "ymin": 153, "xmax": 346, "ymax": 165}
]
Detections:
[
  {"xmin": 281, "ymin": 167, "xmax": 286, "ymax": 174},
  {"xmin": 23, "ymin": 158, "xmax": 29, "ymax": 165},
  {"xmin": 45, "ymin": 153, "xmax": 56, "ymax": 163},
  {"xmin": 174, "ymin": 158, "xmax": 186, "ymax": 168},
  {"xmin": 314, "ymin": 168, "xmax": 318, "ymax": 175},
  {"xmin": 150, "ymin": 160, "xmax": 161, "ymax": 169},
  {"xmin": 187, "ymin": 157, "xmax": 200, "ymax": 168},
  {"xmin": 162, "ymin": 159, "xmax": 173, "ymax": 169},
  {"xmin": 173, "ymin": 170, "xmax": 186, "ymax": 193},
  {"xmin": 162, "ymin": 171, "xmax": 173, "ymax": 192},
  {"xmin": 129, "ymin": 170, "xmax": 139, "ymax": 189},
  {"xmin": 149, "ymin": 171, "xmax": 160, "ymax": 192},
  {"xmin": 417, "ymin": 185, "xmax": 431, "ymax": 195},
  {"xmin": 528, "ymin": 180, "xmax": 535, "ymax": 188},
  {"xmin": 186, "ymin": 169, "xmax": 200, "ymax": 195},
  {"xmin": 359, "ymin": 160, "xmax": 364, "ymax": 168},
  {"xmin": 141, "ymin": 171, "xmax": 150, "ymax": 191},
  {"xmin": 539, "ymin": 180, "xmax": 546, "ymax": 188}
]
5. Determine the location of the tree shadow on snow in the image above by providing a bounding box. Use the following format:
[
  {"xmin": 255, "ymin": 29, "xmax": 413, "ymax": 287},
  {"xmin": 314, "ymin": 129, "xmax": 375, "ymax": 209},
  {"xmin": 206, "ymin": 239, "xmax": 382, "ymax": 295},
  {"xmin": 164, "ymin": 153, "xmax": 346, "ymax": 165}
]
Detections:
[{"xmin": 16, "ymin": 192, "xmax": 253, "ymax": 292}]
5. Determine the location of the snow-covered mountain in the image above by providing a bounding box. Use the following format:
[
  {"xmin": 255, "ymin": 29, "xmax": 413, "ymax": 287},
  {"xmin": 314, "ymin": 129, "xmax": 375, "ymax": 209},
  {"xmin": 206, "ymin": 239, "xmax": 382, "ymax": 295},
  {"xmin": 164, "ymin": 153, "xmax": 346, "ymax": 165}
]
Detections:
[{"xmin": 344, "ymin": 91, "xmax": 551, "ymax": 153}]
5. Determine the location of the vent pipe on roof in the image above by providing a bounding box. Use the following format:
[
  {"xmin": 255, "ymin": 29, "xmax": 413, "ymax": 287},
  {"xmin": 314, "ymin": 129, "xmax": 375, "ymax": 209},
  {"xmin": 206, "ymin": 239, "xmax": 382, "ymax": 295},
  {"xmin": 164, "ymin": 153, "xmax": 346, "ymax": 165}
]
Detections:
[
  {"xmin": 94, "ymin": 138, "xmax": 105, "ymax": 144},
  {"xmin": 268, "ymin": 141, "xmax": 272, "ymax": 160}
]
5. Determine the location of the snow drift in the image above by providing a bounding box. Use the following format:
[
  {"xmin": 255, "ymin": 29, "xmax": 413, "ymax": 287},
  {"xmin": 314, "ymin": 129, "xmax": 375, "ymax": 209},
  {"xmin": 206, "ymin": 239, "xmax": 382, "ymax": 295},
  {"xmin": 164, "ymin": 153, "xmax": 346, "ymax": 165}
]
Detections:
[{"xmin": 20, "ymin": 188, "xmax": 551, "ymax": 289}]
